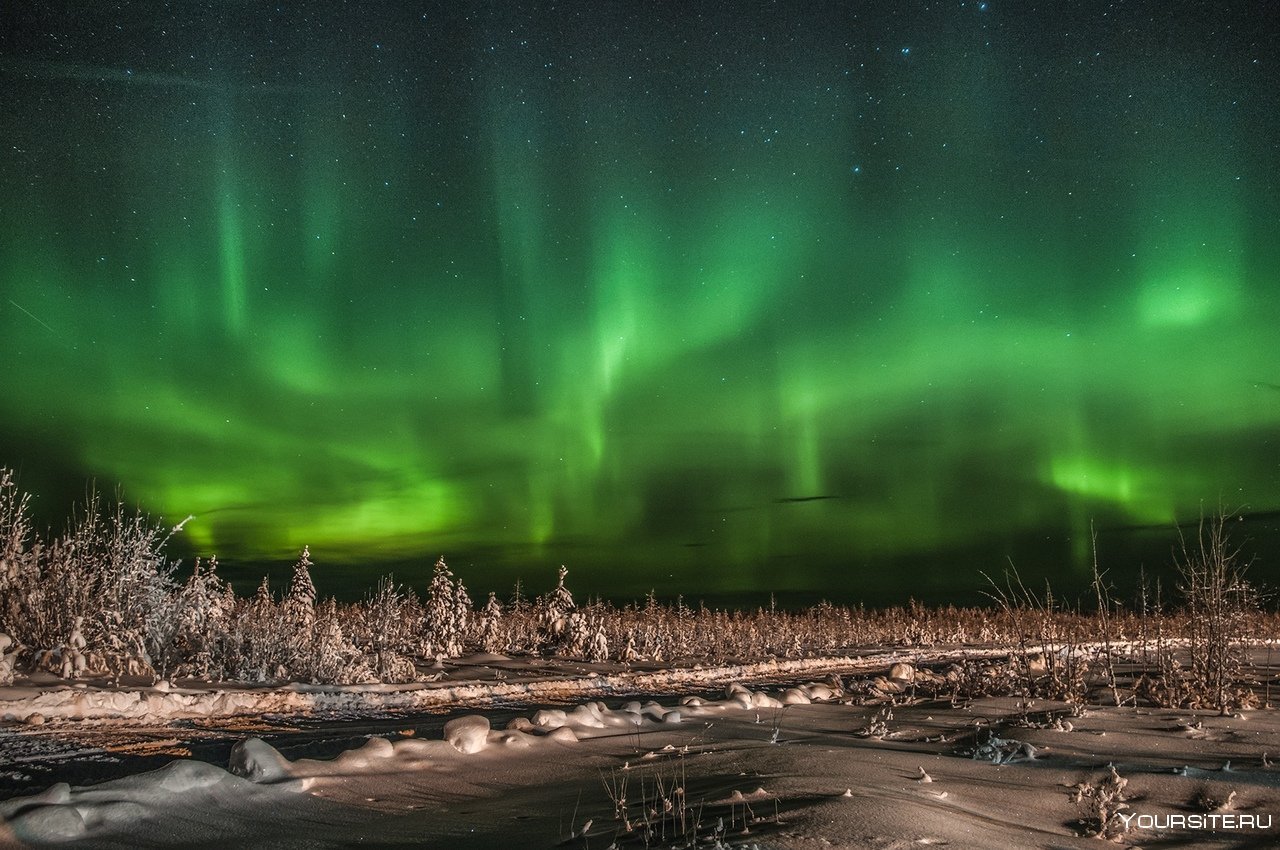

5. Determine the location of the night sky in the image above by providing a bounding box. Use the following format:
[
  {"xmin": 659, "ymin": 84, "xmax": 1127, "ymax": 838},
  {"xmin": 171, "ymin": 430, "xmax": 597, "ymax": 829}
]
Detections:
[{"xmin": 2, "ymin": 2, "xmax": 1278, "ymax": 603}]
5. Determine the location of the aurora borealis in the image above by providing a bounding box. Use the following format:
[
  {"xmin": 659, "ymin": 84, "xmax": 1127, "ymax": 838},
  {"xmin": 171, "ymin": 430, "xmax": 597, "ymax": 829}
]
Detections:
[{"xmin": 2, "ymin": 2, "xmax": 1277, "ymax": 602}]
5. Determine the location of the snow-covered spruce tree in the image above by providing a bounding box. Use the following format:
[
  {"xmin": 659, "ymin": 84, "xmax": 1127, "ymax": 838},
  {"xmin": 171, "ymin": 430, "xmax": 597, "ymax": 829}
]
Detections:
[
  {"xmin": 503, "ymin": 579, "xmax": 538, "ymax": 651},
  {"xmin": 283, "ymin": 546, "xmax": 318, "ymax": 630},
  {"xmin": 422, "ymin": 556, "xmax": 466, "ymax": 659},
  {"xmin": 453, "ymin": 579, "xmax": 473, "ymax": 652},
  {"xmin": 619, "ymin": 628, "xmax": 640, "ymax": 663},
  {"xmin": 479, "ymin": 592, "xmax": 504, "ymax": 653},
  {"xmin": 537, "ymin": 565, "xmax": 576, "ymax": 651},
  {"xmin": 564, "ymin": 609, "xmax": 592, "ymax": 658},
  {"xmin": 282, "ymin": 546, "xmax": 318, "ymax": 678},
  {"xmin": 509, "ymin": 578, "xmax": 528, "ymax": 613}
]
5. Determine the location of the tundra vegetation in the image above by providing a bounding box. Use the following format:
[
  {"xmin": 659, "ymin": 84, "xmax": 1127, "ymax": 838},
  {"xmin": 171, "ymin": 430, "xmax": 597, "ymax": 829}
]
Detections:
[{"xmin": 0, "ymin": 468, "xmax": 1272, "ymax": 714}]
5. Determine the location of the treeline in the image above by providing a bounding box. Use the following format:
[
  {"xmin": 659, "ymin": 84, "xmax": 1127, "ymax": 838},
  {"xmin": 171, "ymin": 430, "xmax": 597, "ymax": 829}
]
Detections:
[{"xmin": 0, "ymin": 469, "xmax": 1272, "ymax": 711}]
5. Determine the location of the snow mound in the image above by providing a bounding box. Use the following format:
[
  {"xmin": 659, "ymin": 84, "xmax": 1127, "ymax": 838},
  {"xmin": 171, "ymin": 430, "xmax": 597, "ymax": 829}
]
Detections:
[
  {"xmin": 5, "ymin": 800, "xmax": 87, "ymax": 841},
  {"xmin": 229, "ymin": 737, "xmax": 295, "ymax": 784},
  {"xmin": 156, "ymin": 758, "xmax": 235, "ymax": 793},
  {"xmin": 444, "ymin": 715, "xmax": 490, "ymax": 754},
  {"xmin": 1, "ymin": 759, "xmax": 260, "ymax": 843},
  {"xmin": 781, "ymin": 687, "xmax": 812, "ymax": 704},
  {"xmin": 333, "ymin": 735, "xmax": 400, "ymax": 769},
  {"xmin": 547, "ymin": 725, "xmax": 579, "ymax": 743},
  {"xmin": 802, "ymin": 682, "xmax": 839, "ymax": 700},
  {"xmin": 532, "ymin": 708, "xmax": 568, "ymax": 728}
]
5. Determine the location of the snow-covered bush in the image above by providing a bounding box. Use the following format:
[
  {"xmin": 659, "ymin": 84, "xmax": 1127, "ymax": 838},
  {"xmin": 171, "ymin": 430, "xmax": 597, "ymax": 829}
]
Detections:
[
  {"xmin": 170, "ymin": 557, "xmax": 235, "ymax": 678},
  {"xmin": 0, "ymin": 469, "xmax": 33, "ymax": 594},
  {"xmin": 228, "ymin": 578, "xmax": 292, "ymax": 683},
  {"xmin": 0, "ymin": 631, "xmax": 14, "ymax": 685},
  {"xmin": 0, "ymin": 471, "xmax": 185, "ymax": 682},
  {"xmin": 59, "ymin": 616, "xmax": 89, "ymax": 678},
  {"xmin": 299, "ymin": 597, "xmax": 371, "ymax": 684},
  {"xmin": 359, "ymin": 575, "xmax": 416, "ymax": 683}
]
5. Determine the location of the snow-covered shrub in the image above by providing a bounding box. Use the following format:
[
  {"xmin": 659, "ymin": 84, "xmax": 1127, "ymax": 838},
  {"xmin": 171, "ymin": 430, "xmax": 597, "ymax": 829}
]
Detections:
[
  {"xmin": 0, "ymin": 469, "xmax": 33, "ymax": 595},
  {"xmin": 1071, "ymin": 765, "xmax": 1129, "ymax": 839},
  {"xmin": 0, "ymin": 473, "xmax": 185, "ymax": 682},
  {"xmin": 59, "ymin": 616, "xmax": 89, "ymax": 678},
  {"xmin": 585, "ymin": 613, "xmax": 609, "ymax": 663},
  {"xmin": 228, "ymin": 578, "xmax": 292, "ymax": 683},
  {"xmin": 0, "ymin": 631, "xmax": 14, "ymax": 685},
  {"xmin": 360, "ymin": 575, "xmax": 416, "ymax": 682},
  {"xmin": 171, "ymin": 557, "xmax": 234, "ymax": 679},
  {"xmin": 309, "ymin": 597, "xmax": 372, "ymax": 684}
]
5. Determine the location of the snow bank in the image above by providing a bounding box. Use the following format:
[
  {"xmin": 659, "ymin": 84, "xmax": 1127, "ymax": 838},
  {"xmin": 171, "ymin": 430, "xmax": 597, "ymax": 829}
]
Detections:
[{"xmin": 0, "ymin": 647, "xmax": 1020, "ymax": 725}]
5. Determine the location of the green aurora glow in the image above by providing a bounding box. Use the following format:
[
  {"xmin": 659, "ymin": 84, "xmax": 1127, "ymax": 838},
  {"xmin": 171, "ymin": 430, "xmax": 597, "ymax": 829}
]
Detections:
[{"xmin": 1, "ymin": 2, "xmax": 1277, "ymax": 600}]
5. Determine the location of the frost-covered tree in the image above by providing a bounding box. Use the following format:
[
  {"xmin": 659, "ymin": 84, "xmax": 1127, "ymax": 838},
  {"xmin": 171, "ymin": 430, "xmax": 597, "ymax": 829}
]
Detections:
[
  {"xmin": 585, "ymin": 613, "xmax": 609, "ymax": 663},
  {"xmin": 422, "ymin": 556, "xmax": 466, "ymax": 659},
  {"xmin": 479, "ymin": 592, "xmax": 504, "ymax": 653},
  {"xmin": 538, "ymin": 565, "xmax": 577, "ymax": 651},
  {"xmin": 281, "ymin": 546, "xmax": 320, "ymax": 676},
  {"xmin": 452, "ymin": 579, "xmax": 473, "ymax": 651},
  {"xmin": 283, "ymin": 546, "xmax": 317, "ymax": 631},
  {"xmin": 550, "ymin": 565, "xmax": 575, "ymax": 615}
]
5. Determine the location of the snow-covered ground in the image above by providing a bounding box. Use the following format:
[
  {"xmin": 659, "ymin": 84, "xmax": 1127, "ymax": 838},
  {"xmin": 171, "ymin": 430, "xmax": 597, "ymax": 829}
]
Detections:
[{"xmin": 3, "ymin": 651, "xmax": 1279, "ymax": 848}]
